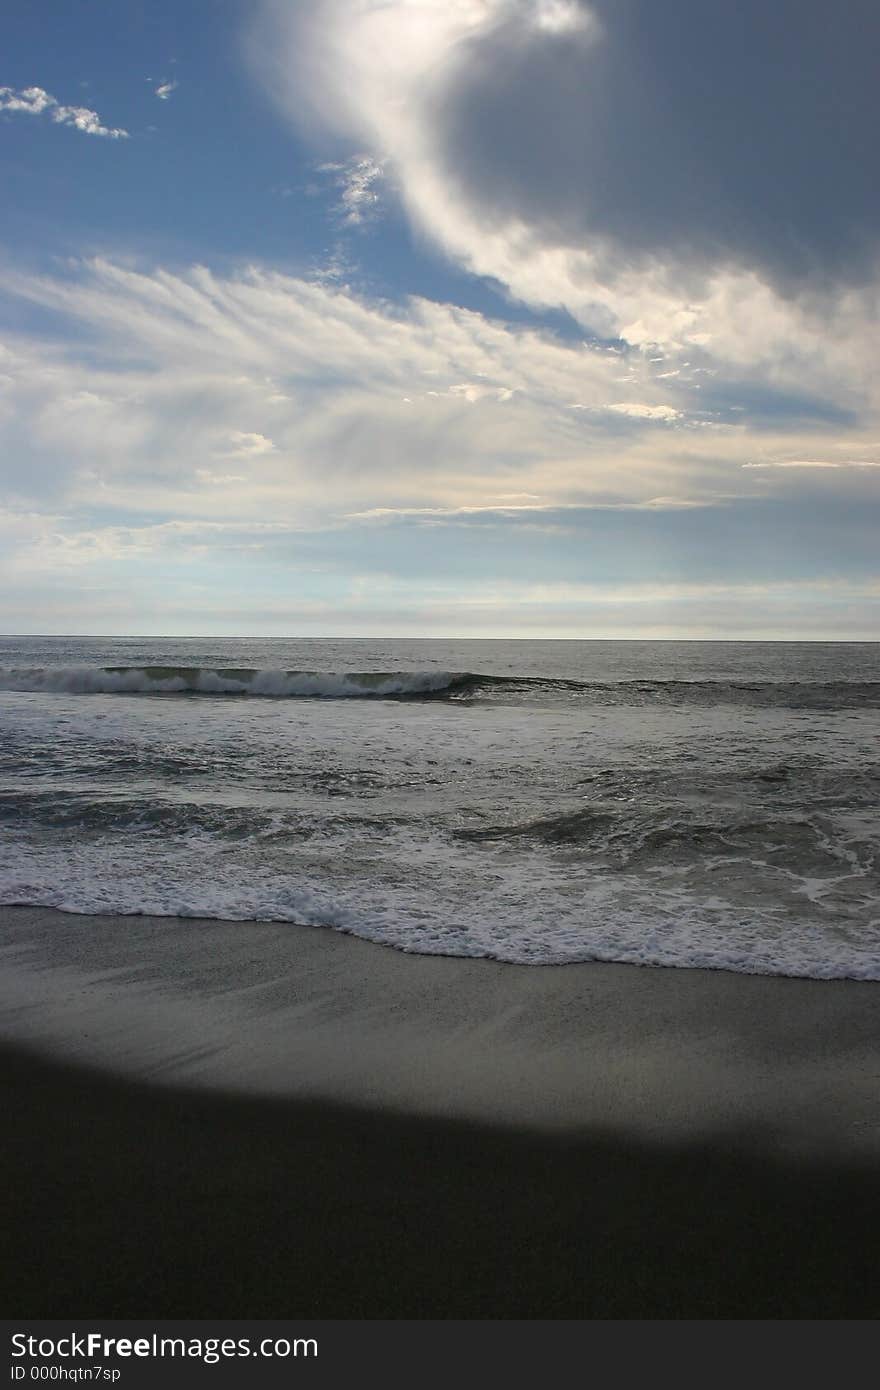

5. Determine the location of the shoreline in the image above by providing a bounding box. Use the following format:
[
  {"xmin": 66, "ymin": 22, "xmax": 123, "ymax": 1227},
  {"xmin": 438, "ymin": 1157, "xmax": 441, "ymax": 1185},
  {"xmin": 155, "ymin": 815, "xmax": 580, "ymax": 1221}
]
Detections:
[
  {"xmin": 3, "ymin": 904, "xmax": 880, "ymax": 1315},
  {"xmin": 2, "ymin": 905, "xmax": 879, "ymax": 1150}
]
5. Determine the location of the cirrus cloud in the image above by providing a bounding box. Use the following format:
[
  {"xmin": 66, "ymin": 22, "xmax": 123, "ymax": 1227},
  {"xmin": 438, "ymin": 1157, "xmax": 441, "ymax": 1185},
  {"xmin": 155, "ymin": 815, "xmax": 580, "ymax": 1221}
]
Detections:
[{"xmin": 0, "ymin": 254, "xmax": 877, "ymax": 635}]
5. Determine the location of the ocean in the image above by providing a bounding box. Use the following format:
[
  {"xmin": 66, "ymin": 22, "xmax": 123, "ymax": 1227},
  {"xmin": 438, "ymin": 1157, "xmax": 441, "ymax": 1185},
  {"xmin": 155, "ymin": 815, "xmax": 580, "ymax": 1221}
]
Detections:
[{"xmin": 1, "ymin": 636, "xmax": 878, "ymax": 980}]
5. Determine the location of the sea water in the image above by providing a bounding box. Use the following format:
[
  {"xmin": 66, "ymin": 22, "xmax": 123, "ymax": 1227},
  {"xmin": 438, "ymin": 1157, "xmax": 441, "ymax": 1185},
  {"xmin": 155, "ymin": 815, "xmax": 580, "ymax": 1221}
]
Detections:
[{"xmin": 1, "ymin": 636, "xmax": 878, "ymax": 978}]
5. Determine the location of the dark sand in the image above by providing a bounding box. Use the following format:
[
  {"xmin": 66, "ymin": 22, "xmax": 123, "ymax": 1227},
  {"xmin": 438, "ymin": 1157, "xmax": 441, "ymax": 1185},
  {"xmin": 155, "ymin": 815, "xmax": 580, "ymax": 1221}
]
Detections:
[{"xmin": 2, "ymin": 906, "xmax": 879, "ymax": 1317}]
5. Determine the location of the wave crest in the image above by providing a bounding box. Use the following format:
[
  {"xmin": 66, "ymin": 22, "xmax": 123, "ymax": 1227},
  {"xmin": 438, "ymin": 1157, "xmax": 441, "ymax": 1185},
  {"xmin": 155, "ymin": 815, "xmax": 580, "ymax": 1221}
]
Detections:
[
  {"xmin": 0, "ymin": 665, "xmax": 476, "ymax": 699},
  {"xmin": 1, "ymin": 665, "xmax": 877, "ymax": 707}
]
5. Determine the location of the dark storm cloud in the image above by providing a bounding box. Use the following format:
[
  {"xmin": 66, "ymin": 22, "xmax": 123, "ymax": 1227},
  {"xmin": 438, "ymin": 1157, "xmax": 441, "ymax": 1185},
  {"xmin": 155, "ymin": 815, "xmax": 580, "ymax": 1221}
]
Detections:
[{"xmin": 434, "ymin": 0, "xmax": 880, "ymax": 291}]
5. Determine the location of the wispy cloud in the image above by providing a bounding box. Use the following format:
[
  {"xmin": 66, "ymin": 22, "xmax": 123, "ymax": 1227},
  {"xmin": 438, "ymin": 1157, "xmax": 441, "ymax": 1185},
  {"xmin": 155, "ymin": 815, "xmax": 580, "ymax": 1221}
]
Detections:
[
  {"xmin": 345, "ymin": 497, "xmax": 709, "ymax": 521},
  {"xmin": 743, "ymin": 459, "xmax": 880, "ymax": 471},
  {"xmin": 317, "ymin": 155, "xmax": 386, "ymax": 227},
  {"xmin": 2, "ymin": 256, "xmax": 878, "ymax": 521},
  {"xmin": 569, "ymin": 402, "xmax": 683, "ymax": 422},
  {"xmin": 0, "ymin": 255, "xmax": 877, "ymax": 635},
  {"xmin": 153, "ymin": 80, "xmax": 178, "ymax": 101},
  {"xmin": 0, "ymin": 85, "xmax": 128, "ymax": 138}
]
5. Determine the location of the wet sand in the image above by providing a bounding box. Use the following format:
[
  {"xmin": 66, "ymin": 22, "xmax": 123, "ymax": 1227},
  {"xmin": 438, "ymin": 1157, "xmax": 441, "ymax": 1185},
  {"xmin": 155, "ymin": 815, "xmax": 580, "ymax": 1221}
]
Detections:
[{"xmin": 2, "ymin": 905, "xmax": 879, "ymax": 1316}]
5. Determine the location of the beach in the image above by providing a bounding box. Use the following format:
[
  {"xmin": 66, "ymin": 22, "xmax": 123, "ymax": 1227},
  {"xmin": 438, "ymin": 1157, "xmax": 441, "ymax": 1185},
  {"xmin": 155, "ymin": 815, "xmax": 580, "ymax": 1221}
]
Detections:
[
  {"xmin": 3, "ymin": 904, "xmax": 879, "ymax": 1318},
  {"xmin": 4, "ymin": 0, "xmax": 880, "ymax": 1331}
]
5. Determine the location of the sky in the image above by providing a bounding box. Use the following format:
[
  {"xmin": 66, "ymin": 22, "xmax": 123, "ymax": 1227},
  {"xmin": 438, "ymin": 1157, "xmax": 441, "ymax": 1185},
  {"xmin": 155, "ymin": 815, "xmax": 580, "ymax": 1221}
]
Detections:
[{"xmin": 1, "ymin": 0, "xmax": 878, "ymax": 639}]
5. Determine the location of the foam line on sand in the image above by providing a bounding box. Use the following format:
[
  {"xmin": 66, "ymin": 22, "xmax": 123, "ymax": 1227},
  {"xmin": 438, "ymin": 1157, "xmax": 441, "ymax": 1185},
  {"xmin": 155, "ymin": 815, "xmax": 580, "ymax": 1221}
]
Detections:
[
  {"xmin": 2, "ymin": 905, "xmax": 879, "ymax": 1153},
  {"xmin": 3, "ymin": 907, "xmax": 880, "ymax": 1316}
]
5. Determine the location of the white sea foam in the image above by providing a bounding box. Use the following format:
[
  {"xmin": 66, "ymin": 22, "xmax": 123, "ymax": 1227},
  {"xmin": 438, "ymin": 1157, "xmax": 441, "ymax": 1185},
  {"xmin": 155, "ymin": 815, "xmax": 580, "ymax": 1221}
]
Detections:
[
  {"xmin": 2, "ymin": 636, "xmax": 878, "ymax": 982},
  {"xmin": 2, "ymin": 778, "xmax": 879, "ymax": 981}
]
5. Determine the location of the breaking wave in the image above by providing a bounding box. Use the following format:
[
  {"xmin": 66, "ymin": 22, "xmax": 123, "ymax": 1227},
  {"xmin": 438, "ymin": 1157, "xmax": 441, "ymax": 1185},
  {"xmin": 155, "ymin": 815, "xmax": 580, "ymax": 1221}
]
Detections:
[
  {"xmin": 1, "ymin": 666, "xmax": 878, "ymax": 707},
  {"xmin": 0, "ymin": 665, "xmax": 477, "ymax": 699}
]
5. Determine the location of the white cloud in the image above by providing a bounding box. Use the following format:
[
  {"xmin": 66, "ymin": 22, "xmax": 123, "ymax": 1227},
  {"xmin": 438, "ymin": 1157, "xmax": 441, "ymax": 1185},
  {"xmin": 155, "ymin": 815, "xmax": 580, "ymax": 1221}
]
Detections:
[
  {"xmin": 154, "ymin": 80, "xmax": 178, "ymax": 100},
  {"xmin": 1, "ymin": 255, "xmax": 877, "ymax": 530},
  {"xmin": 0, "ymin": 85, "xmax": 128, "ymax": 138},
  {"xmin": 318, "ymin": 154, "xmax": 386, "ymax": 226},
  {"xmin": 252, "ymin": 0, "xmax": 880, "ymax": 405},
  {"xmin": 571, "ymin": 402, "xmax": 683, "ymax": 422},
  {"xmin": 446, "ymin": 381, "xmax": 512, "ymax": 403},
  {"xmin": 532, "ymin": 0, "xmax": 595, "ymax": 36},
  {"xmin": 743, "ymin": 459, "xmax": 880, "ymax": 471},
  {"xmin": 196, "ymin": 469, "xmax": 247, "ymax": 485},
  {"xmin": 0, "ymin": 86, "xmax": 56, "ymax": 115},
  {"xmin": 0, "ymin": 255, "xmax": 877, "ymax": 635},
  {"xmin": 345, "ymin": 496, "xmax": 708, "ymax": 520},
  {"xmin": 221, "ymin": 430, "xmax": 277, "ymax": 458}
]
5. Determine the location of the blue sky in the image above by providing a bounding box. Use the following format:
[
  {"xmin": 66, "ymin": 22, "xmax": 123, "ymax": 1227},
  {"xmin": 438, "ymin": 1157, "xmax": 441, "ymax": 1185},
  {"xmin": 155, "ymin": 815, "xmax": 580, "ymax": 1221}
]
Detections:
[{"xmin": 1, "ymin": 0, "xmax": 878, "ymax": 637}]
